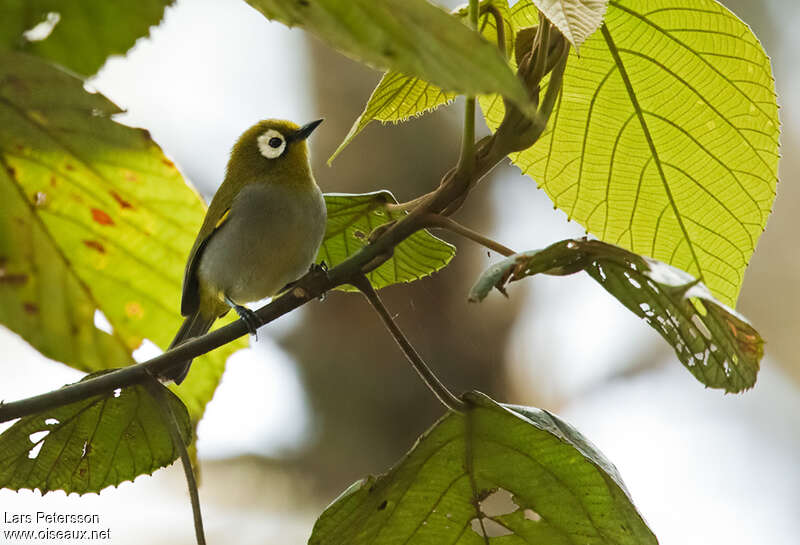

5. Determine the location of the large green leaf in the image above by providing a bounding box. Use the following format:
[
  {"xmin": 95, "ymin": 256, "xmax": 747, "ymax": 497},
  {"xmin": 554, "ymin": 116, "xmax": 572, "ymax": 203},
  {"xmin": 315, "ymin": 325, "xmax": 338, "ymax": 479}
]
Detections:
[
  {"xmin": 0, "ymin": 52, "xmax": 245, "ymax": 421},
  {"xmin": 481, "ymin": 0, "xmax": 780, "ymax": 307},
  {"xmin": 318, "ymin": 192, "xmax": 455, "ymax": 291},
  {"xmin": 245, "ymin": 0, "xmax": 535, "ymax": 118},
  {"xmin": 0, "ymin": 376, "xmax": 190, "ymax": 494},
  {"xmin": 0, "ymin": 0, "xmax": 173, "ymax": 77},
  {"xmin": 329, "ymin": 0, "xmax": 513, "ymax": 162},
  {"xmin": 470, "ymin": 239, "xmax": 763, "ymax": 392},
  {"xmin": 310, "ymin": 391, "xmax": 656, "ymax": 545},
  {"xmin": 533, "ymin": 0, "xmax": 608, "ymax": 48}
]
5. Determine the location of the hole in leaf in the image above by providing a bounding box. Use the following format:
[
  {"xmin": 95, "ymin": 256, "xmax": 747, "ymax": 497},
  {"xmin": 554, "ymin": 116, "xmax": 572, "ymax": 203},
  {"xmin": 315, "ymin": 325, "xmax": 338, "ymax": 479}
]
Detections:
[
  {"xmin": 113, "ymin": 388, "xmax": 122, "ymax": 398},
  {"xmin": 623, "ymin": 271, "xmax": 642, "ymax": 289},
  {"xmin": 44, "ymin": 418, "xmax": 59, "ymax": 426},
  {"xmin": 27, "ymin": 430, "xmax": 48, "ymax": 459},
  {"xmin": 81, "ymin": 441, "xmax": 89, "ymax": 458},
  {"xmin": 133, "ymin": 338, "xmax": 163, "ymax": 363},
  {"xmin": 29, "ymin": 430, "xmax": 49, "ymax": 444},
  {"xmin": 27, "ymin": 442, "xmax": 43, "ymax": 459},
  {"xmin": 479, "ymin": 488, "xmax": 518, "ymax": 517},
  {"xmin": 470, "ymin": 517, "xmax": 513, "ymax": 537},
  {"xmin": 94, "ymin": 309, "xmax": 113, "ymax": 334},
  {"xmin": 691, "ymin": 314, "xmax": 712, "ymax": 340},
  {"xmin": 524, "ymin": 508, "xmax": 542, "ymax": 522},
  {"xmin": 23, "ymin": 12, "xmax": 60, "ymax": 42}
]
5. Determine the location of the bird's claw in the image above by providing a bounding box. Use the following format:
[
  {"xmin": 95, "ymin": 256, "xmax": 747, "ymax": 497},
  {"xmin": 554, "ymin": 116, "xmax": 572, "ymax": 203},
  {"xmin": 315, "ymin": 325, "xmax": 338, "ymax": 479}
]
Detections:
[{"xmin": 225, "ymin": 296, "xmax": 260, "ymax": 340}]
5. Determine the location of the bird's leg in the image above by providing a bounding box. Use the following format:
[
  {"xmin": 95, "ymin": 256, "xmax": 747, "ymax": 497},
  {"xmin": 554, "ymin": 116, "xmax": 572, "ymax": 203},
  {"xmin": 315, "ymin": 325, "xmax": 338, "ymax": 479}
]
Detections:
[{"xmin": 224, "ymin": 295, "xmax": 259, "ymax": 340}]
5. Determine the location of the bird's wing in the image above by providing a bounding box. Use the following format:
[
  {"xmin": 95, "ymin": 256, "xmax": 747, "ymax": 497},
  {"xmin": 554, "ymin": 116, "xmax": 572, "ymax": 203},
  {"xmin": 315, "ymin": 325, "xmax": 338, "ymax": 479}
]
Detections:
[{"xmin": 180, "ymin": 193, "xmax": 234, "ymax": 316}]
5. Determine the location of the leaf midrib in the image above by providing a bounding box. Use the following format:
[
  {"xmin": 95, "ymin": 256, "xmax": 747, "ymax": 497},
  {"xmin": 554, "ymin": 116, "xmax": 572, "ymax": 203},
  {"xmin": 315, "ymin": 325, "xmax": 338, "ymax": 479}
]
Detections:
[{"xmin": 600, "ymin": 24, "xmax": 704, "ymax": 283}]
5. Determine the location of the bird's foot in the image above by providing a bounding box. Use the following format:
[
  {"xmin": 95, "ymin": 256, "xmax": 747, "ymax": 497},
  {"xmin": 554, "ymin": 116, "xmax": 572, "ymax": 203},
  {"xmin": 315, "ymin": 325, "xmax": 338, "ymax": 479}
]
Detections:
[
  {"xmin": 312, "ymin": 261, "xmax": 328, "ymax": 300},
  {"xmin": 225, "ymin": 296, "xmax": 259, "ymax": 340}
]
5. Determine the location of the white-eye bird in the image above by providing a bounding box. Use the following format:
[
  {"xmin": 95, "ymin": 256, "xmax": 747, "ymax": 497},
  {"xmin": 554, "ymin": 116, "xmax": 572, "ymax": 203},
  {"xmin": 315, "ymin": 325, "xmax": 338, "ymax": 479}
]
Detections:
[{"xmin": 165, "ymin": 119, "xmax": 327, "ymax": 384}]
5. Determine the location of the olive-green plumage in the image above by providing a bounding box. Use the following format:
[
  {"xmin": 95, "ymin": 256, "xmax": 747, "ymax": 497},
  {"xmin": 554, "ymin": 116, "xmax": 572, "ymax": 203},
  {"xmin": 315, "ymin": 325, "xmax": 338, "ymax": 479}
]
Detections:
[{"xmin": 165, "ymin": 119, "xmax": 327, "ymax": 384}]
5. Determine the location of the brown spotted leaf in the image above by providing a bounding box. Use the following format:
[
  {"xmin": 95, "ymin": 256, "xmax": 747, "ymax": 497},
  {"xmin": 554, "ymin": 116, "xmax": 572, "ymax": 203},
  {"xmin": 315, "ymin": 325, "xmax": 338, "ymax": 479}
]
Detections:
[
  {"xmin": 0, "ymin": 52, "xmax": 245, "ymax": 422},
  {"xmin": 470, "ymin": 239, "xmax": 763, "ymax": 392}
]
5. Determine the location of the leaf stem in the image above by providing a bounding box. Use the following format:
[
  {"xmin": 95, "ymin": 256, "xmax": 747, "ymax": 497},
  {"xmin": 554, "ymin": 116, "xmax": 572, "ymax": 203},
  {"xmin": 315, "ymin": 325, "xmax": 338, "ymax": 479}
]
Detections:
[
  {"xmin": 483, "ymin": 5, "xmax": 507, "ymax": 59},
  {"xmin": 352, "ymin": 275, "xmax": 466, "ymax": 414},
  {"xmin": 144, "ymin": 378, "xmax": 206, "ymax": 545},
  {"xmin": 456, "ymin": 0, "xmax": 480, "ymax": 181},
  {"xmin": 423, "ymin": 214, "xmax": 515, "ymax": 256}
]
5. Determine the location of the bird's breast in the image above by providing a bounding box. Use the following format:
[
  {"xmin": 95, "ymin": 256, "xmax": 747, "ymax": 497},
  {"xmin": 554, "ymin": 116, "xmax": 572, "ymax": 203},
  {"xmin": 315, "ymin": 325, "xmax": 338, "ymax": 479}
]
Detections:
[{"xmin": 196, "ymin": 181, "xmax": 326, "ymax": 305}]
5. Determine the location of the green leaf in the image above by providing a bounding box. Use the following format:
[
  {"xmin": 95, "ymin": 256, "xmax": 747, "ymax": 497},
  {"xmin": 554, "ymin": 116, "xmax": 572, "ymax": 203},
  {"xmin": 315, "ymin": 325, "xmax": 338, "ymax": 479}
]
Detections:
[
  {"xmin": 0, "ymin": 52, "xmax": 245, "ymax": 422},
  {"xmin": 245, "ymin": 0, "xmax": 535, "ymax": 118},
  {"xmin": 533, "ymin": 0, "xmax": 608, "ymax": 48},
  {"xmin": 481, "ymin": 0, "xmax": 780, "ymax": 307},
  {"xmin": 318, "ymin": 192, "xmax": 455, "ymax": 291},
  {"xmin": 310, "ymin": 391, "xmax": 656, "ymax": 545},
  {"xmin": 329, "ymin": 0, "xmax": 513, "ymax": 162},
  {"xmin": 0, "ymin": 375, "xmax": 190, "ymax": 494},
  {"xmin": 470, "ymin": 239, "xmax": 763, "ymax": 392},
  {"xmin": 0, "ymin": 0, "xmax": 173, "ymax": 77}
]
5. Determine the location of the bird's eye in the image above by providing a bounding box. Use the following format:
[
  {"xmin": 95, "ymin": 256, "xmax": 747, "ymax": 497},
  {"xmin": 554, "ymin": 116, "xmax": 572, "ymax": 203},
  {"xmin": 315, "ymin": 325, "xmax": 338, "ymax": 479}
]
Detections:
[{"xmin": 257, "ymin": 129, "xmax": 286, "ymax": 159}]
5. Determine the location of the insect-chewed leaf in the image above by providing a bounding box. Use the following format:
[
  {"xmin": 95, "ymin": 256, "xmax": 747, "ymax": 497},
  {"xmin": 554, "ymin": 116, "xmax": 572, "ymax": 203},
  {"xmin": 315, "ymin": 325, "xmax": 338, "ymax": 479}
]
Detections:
[
  {"xmin": 0, "ymin": 375, "xmax": 190, "ymax": 494},
  {"xmin": 481, "ymin": 0, "xmax": 780, "ymax": 308},
  {"xmin": 309, "ymin": 391, "xmax": 656, "ymax": 545},
  {"xmin": 329, "ymin": 0, "xmax": 513, "ymax": 163},
  {"xmin": 318, "ymin": 192, "xmax": 455, "ymax": 291},
  {"xmin": 533, "ymin": 0, "xmax": 608, "ymax": 48},
  {"xmin": 0, "ymin": 52, "xmax": 245, "ymax": 423},
  {"xmin": 470, "ymin": 239, "xmax": 763, "ymax": 392},
  {"xmin": 0, "ymin": 0, "xmax": 174, "ymax": 77}
]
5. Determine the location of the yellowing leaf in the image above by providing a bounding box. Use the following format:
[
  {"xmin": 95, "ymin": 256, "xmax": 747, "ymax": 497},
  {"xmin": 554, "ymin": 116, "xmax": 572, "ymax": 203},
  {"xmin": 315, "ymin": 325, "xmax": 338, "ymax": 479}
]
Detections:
[
  {"xmin": 533, "ymin": 0, "xmax": 608, "ymax": 48},
  {"xmin": 329, "ymin": 0, "xmax": 513, "ymax": 162},
  {"xmin": 0, "ymin": 52, "xmax": 245, "ymax": 422},
  {"xmin": 481, "ymin": 0, "xmax": 779, "ymax": 307}
]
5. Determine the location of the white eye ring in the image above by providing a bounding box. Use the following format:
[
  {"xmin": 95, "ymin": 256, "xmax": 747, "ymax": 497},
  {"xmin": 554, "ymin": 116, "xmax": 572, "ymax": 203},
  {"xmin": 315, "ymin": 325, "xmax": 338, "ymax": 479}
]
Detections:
[{"xmin": 257, "ymin": 129, "xmax": 286, "ymax": 159}]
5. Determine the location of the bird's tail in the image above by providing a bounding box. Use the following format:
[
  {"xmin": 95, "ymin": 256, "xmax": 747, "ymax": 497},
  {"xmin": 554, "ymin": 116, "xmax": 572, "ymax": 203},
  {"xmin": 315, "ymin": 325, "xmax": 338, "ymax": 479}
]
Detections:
[{"xmin": 163, "ymin": 311, "xmax": 216, "ymax": 384}]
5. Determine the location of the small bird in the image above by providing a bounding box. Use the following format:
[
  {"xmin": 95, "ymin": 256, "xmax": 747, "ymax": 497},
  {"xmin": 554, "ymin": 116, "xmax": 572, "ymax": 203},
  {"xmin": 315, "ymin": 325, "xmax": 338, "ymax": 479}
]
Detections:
[{"xmin": 164, "ymin": 119, "xmax": 327, "ymax": 384}]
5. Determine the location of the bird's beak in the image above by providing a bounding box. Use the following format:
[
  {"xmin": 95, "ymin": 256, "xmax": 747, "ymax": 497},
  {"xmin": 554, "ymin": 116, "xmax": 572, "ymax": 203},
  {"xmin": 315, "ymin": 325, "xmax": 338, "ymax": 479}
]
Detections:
[{"xmin": 291, "ymin": 119, "xmax": 324, "ymax": 142}]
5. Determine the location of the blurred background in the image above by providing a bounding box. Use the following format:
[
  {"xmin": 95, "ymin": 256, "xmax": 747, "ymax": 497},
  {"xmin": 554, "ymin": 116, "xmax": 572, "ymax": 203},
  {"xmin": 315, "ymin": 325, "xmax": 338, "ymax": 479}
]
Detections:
[{"xmin": 1, "ymin": 0, "xmax": 798, "ymax": 543}]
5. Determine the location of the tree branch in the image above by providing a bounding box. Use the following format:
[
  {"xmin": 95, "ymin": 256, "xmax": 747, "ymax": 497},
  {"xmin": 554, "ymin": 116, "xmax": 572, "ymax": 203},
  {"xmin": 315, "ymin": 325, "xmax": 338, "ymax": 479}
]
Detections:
[
  {"xmin": 352, "ymin": 275, "xmax": 466, "ymax": 413},
  {"xmin": 423, "ymin": 214, "xmax": 515, "ymax": 256},
  {"xmin": 144, "ymin": 378, "xmax": 206, "ymax": 545},
  {"xmin": 0, "ymin": 27, "xmax": 570, "ymax": 424}
]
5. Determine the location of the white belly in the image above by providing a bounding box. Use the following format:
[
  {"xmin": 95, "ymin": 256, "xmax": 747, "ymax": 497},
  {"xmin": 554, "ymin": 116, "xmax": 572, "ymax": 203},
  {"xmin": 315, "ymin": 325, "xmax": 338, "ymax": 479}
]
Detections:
[{"xmin": 196, "ymin": 182, "xmax": 326, "ymax": 304}]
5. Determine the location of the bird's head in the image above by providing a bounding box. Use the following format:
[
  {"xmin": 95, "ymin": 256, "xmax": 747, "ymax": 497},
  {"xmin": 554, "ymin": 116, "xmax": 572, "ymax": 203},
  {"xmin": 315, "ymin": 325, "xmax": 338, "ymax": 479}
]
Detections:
[{"xmin": 224, "ymin": 118, "xmax": 323, "ymax": 187}]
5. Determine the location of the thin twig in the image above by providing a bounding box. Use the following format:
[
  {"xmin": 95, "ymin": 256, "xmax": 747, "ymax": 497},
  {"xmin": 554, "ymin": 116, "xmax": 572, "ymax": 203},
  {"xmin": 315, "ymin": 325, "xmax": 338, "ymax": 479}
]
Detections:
[
  {"xmin": 483, "ymin": 4, "xmax": 507, "ymax": 59},
  {"xmin": 423, "ymin": 214, "xmax": 515, "ymax": 257},
  {"xmin": 144, "ymin": 377, "xmax": 206, "ymax": 545},
  {"xmin": 352, "ymin": 275, "xmax": 467, "ymax": 413},
  {"xmin": 455, "ymin": 0, "xmax": 480, "ymax": 181}
]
